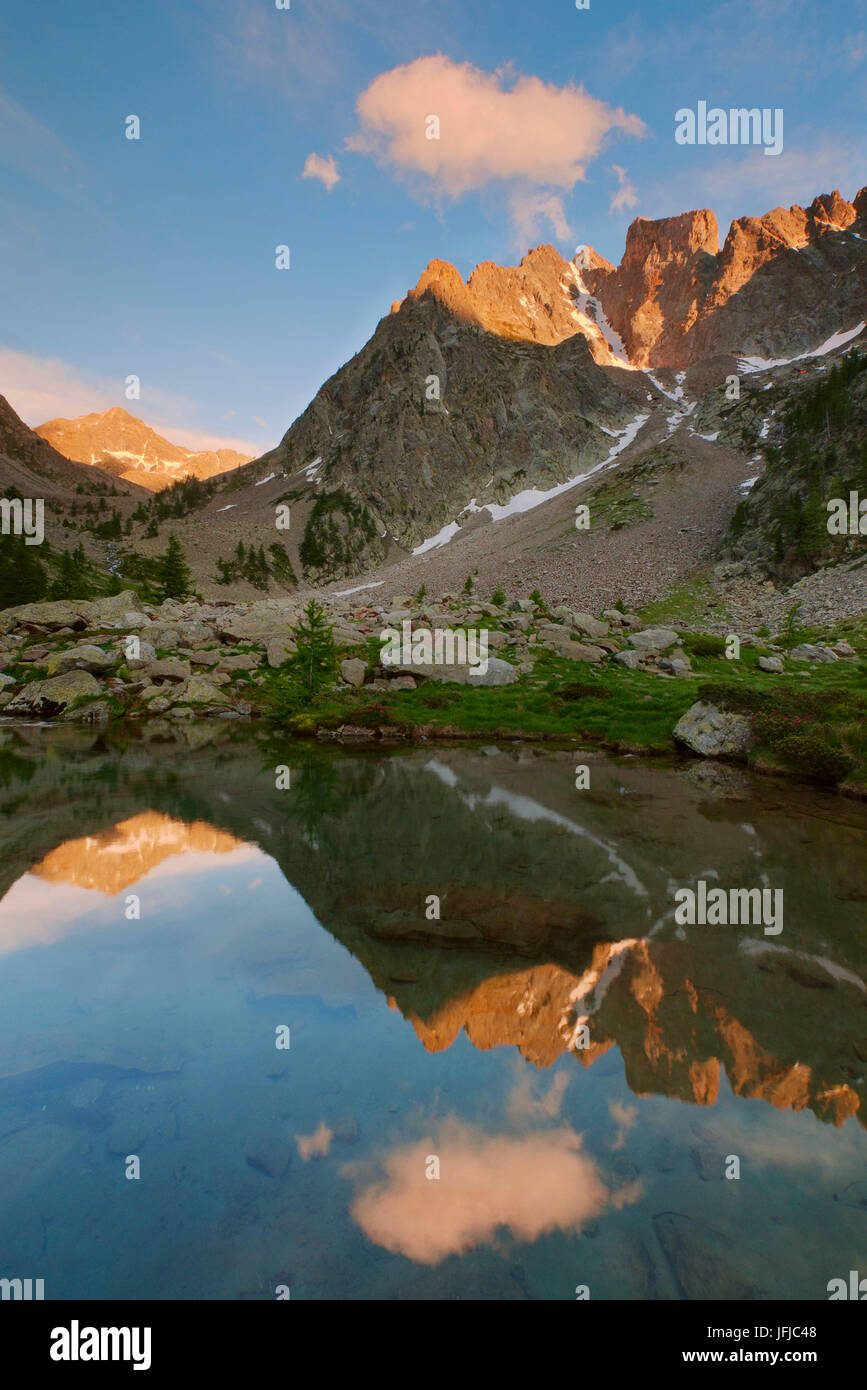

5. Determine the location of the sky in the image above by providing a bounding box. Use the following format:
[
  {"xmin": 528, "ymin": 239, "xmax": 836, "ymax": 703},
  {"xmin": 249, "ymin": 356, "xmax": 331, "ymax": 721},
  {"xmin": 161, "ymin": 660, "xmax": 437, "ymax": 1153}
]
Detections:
[{"xmin": 0, "ymin": 0, "xmax": 864, "ymax": 458}]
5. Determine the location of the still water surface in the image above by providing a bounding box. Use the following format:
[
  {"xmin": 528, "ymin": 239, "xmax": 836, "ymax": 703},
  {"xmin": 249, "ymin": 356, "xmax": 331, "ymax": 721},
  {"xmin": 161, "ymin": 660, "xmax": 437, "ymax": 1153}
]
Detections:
[{"xmin": 0, "ymin": 722, "xmax": 865, "ymax": 1300}]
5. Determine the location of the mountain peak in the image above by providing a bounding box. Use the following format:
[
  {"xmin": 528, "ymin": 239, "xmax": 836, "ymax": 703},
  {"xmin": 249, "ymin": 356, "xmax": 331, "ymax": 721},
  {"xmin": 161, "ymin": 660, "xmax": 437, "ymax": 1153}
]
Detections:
[{"xmin": 36, "ymin": 409, "xmax": 252, "ymax": 492}]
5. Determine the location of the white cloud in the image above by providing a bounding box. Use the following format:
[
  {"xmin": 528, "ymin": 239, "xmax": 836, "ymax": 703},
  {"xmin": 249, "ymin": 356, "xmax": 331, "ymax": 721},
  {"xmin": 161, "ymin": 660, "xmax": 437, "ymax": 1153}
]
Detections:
[
  {"xmin": 301, "ymin": 152, "xmax": 341, "ymax": 191},
  {"xmin": 609, "ymin": 164, "xmax": 638, "ymax": 215},
  {"xmin": 346, "ymin": 54, "xmax": 645, "ymax": 241}
]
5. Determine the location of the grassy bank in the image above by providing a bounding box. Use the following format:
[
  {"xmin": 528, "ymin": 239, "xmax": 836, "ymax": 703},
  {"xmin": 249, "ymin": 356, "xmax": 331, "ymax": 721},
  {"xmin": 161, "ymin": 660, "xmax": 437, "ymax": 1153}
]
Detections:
[{"xmin": 266, "ymin": 624, "xmax": 867, "ymax": 792}]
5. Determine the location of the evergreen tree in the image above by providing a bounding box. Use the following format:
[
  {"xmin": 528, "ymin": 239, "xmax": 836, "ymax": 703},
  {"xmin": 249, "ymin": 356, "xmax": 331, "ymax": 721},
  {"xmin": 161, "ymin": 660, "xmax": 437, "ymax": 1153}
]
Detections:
[
  {"xmin": 286, "ymin": 599, "xmax": 337, "ymax": 696},
  {"xmin": 799, "ymin": 486, "xmax": 828, "ymax": 561},
  {"xmin": 156, "ymin": 534, "xmax": 192, "ymax": 600},
  {"xmin": 49, "ymin": 549, "xmax": 81, "ymax": 599},
  {"xmin": 0, "ymin": 536, "xmax": 47, "ymax": 608}
]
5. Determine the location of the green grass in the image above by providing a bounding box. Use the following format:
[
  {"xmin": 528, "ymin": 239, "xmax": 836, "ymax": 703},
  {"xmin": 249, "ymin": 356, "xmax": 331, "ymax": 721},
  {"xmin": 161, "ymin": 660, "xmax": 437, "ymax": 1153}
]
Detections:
[
  {"xmin": 265, "ymin": 635, "xmax": 867, "ymax": 788},
  {"xmin": 638, "ymin": 573, "xmax": 729, "ymax": 628}
]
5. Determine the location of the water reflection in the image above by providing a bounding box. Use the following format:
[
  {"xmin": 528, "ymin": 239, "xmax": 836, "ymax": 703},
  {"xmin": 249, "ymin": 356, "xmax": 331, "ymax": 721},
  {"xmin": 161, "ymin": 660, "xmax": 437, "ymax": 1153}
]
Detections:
[{"xmin": 0, "ymin": 723, "xmax": 865, "ymax": 1298}]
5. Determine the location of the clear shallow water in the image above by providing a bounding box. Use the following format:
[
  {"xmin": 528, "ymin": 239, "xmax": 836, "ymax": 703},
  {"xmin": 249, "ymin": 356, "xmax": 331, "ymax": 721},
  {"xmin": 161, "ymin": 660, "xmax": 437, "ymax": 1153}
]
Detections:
[{"xmin": 0, "ymin": 722, "xmax": 865, "ymax": 1300}]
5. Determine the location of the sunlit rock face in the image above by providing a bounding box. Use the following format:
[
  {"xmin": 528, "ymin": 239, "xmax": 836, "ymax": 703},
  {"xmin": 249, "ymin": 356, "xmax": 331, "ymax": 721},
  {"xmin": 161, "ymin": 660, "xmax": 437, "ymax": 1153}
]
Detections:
[
  {"xmin": 582, "ymin": 190, "xmax": 867, "ymax": 367},
  {"xmin": 31, "ymin": 812, "xmax": 244, "ymax": 896},
  {"xmin": 36, "ymin": 407, "xmax": 252, "ymax": 492}
]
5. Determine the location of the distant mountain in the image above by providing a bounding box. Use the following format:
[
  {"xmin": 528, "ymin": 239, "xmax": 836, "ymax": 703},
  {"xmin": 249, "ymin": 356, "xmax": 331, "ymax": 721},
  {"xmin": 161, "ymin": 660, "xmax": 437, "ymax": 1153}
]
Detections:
[
  {"xmin": 0, "ymin": 393, "xmax": 144, "ymax": 500},
  {"xmin": 35, "ymin": 406, "xmax": 253, "ymax": 492}
]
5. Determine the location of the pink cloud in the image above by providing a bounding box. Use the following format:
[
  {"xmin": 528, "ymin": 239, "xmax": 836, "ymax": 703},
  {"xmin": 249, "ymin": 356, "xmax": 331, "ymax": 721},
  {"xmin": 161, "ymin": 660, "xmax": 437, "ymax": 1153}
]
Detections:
[
  {"xmin": 301, "ymin": 152, "xmax": 340, "ymax": 191},
  {"xmin": 609, "ymin": 164, "xmax": 638, "ymax": 215},
  {"xmin": 344, "ymin": 1117, "xmax": 641, "ymax": 1265},
  {"xmin": 345, "ymin": 54, "xmax": 646, "ymax": 229}
]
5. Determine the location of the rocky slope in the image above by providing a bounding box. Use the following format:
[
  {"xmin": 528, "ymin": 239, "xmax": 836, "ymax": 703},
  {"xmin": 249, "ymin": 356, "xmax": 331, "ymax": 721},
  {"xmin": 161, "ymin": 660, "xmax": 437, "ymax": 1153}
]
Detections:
[
  {"xmin": 36, "ymin": 406, "xmax": 252, "ymax": 492},
  {"xmin": 246, "ymin": 285, "xmax": 640, "ymax": 581}
]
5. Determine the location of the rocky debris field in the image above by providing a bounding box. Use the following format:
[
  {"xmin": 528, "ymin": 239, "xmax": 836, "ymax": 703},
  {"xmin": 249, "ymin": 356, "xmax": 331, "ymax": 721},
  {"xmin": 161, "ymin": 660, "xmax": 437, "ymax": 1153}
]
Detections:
[
  {"xmin": 710, "ymin": 556, "xmax": 867, "ymax": 634},
  {"xmin": 0, "ymin": 582, "xmax": 860, "ymax": 728}
]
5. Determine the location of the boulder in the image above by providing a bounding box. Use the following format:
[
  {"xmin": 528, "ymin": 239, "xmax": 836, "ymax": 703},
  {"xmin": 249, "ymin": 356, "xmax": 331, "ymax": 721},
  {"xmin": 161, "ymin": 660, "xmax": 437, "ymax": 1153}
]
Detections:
[
  {"xmin": 340, "ymin": 658, "xmax": 367, "ymax": 687},
  {"xmin": 789, "ymin": 644, "xmax": 838, "ymax": 663},
  {"xmin": 571, "ymin": 613, "xmax": 609, "ymax": 639},
  {"xmin": 673, "ymin": 702, "xmax": 755, "ymax": 760},
  {"xmin": 172, "ymin": 620, "xmax": 214, "ymax": 646},
  {"xmin": 6, "ymin": 670, "xmax": 102, "ymax": 716},
  {"xmin": 602, "ymin": 609, "xmax": 625, "ymax": 626},
  {"xmin": 44, "ymin": 644, "xmax": 117, "ymax": 677},
  {"xmin": 0, "ymin": 671, "xmax": 15, "ymax": 690},
  {"xmin": 88, "ymin": 591, "xmax": 147, "ymax": 628},
  {"xmin": 333, "ymin": 626, "xmax": 366, "ymax": 646},
  {"xmin": 560, "ymin": 641, "xmax": 607, "ymax": 663},
  {"xmin": 217, "ymin": 653, "xmax": 260, "ymax": 672},
  {"xmin": 613, "ymin": 650, "xmax": 642, "ymax": 670},
  {"xmin": 145, "ymin": 658, "xmax": 191, "ymax": 683},
  {"xmin": 122, "ymin": 639, "xmax": 157, "ymax": 670},
  {"xmin": 175, "ymin": 677, "xmax": 234, "ymax": 707},
  {"xmin": 758, "ymin": 655, "xmax": 784, "ymax": 673},
  {"xmin": 629, "ymin": 627, "xmax": 679, "ymax": 651},
  {"xmin": 266, "ymin": 638, "xmax": 296, "ymax": 668},
  {"xmin": 0, "ymin": 599, "xmax": 92, "ymax": 635},
  {"xmin": 213, "ymin": 611, "xmax": 287, "ymax": 642},
  {"xmin": 392, "ymin": 655, "xmax": 518, "ymax": 686},
  {"xmin": 147, "ymin": 627, "xmax": 180, "ymax": 650}
]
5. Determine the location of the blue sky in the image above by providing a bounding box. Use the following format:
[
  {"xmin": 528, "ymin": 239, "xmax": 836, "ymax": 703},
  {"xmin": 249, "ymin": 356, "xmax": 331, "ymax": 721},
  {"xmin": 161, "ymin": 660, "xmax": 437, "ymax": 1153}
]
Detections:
[{"xmin": 0, "ymin": 0, "xmax": 864, "ymax": 456}]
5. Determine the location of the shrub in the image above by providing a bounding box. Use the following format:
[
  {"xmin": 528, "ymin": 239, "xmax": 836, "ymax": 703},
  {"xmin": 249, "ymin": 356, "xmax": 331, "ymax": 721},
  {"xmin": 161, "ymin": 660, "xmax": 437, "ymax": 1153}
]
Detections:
[
  {"xmin": 771, "ymin": 729, "xmax": 855, "ymax": 784},
  {"xmin": 683, "ymin": 633, "xmax": 727, "ymax": 658}
]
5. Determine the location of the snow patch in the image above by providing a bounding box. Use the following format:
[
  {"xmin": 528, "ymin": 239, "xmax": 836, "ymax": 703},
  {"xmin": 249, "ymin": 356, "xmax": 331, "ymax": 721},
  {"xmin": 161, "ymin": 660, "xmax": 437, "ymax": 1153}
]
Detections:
[
  {"xmin": 412, "ymin": 410, "xmax": 650, "ymax": 554},
  {"xmin": 333, "ymin": 580, "xmax": 385, "ymax": 597},
  {"xmin": 738, "ymin": 322, "xmax": 866, "ymax": 373}
]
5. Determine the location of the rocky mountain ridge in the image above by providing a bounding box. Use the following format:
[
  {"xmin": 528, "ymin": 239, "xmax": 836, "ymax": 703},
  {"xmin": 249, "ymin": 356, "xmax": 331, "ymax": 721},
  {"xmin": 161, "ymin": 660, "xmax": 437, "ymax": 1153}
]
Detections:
[{"xmin": 36, "ymin": 406, "xmax": 252, "ymax": 492}]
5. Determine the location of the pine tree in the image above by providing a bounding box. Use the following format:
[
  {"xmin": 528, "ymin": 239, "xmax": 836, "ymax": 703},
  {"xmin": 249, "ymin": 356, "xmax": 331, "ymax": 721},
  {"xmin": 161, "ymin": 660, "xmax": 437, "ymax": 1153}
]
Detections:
[
  {"xmin": 49, "ymin": 549, "xmax": 81, "ymax": 598},
  {"xmin": 286, "ymin": 599, "xmax": 337, "ymax": 696},
  {"xmin": 799, "ymin": 486, "xmax": 828, "ymax": 561},
  {"xmin": 0, "ymin": 536, "xmax": 47, "ymax": 608},
  {"xmin": 156, "ymin": 534, "xmax": 192, "ymax": 600}
]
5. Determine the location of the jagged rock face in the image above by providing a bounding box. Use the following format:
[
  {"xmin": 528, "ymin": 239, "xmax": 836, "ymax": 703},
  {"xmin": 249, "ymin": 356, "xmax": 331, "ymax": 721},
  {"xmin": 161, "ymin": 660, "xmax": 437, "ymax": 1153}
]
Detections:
[
  {"xmin": 36, "ymin": 406, "xmax": 252, "ymax": 492},
  {"xmin": 583, "ymin": 189, "xmax": 867, "ymax": 367},
  {"xmin": 393, "ymin": 244, "xmax": 628, "ymax": 365},
  {"xmin": 583, "ymin": 210, "xmax": 720, "ymax": 367},
  {"xmin": 253, "ymin": 289, "xmax": 637, "ymax": 559}
]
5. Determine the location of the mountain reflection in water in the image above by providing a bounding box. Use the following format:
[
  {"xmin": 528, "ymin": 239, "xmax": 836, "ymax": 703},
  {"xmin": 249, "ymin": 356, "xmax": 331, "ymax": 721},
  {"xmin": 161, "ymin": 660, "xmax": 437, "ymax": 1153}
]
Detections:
[{"xmin": 0, "ymin": 723, "xmax": 864, "ymax": 1299}]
